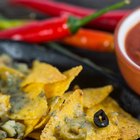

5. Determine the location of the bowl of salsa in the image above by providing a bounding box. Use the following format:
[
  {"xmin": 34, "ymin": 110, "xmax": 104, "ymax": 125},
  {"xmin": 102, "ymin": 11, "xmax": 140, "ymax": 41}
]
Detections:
[{"xmin": 115, "ymin": 8, "xmax": 140, "ymax": 95}]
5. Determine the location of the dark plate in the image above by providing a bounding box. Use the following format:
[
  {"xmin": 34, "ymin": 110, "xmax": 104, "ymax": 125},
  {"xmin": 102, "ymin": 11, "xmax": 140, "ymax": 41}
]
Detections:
[{"xmin": 0, "ymin": 40, "xmax": 140, "ymax": 120}]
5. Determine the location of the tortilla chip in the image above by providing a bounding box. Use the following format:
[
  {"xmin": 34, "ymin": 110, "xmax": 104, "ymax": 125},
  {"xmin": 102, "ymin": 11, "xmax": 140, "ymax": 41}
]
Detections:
[
  {"xmin": 10, "ymin": 83, "xmax": 48, "ymax": 120},
  {"xmin": 83, "ymin": 85, "xmax": 113, "ymax": 108},
  {"xmin": 0, "ymin": 54, "xmax": 12, "ymax": 66},
  {"xmin": 0, "ymin": 93, "xmax": 11, "ymax": 116},
  {"xmin": 34, "ymin": 117, "xmax": 48, "ymax": 130},
  {"xmin": 10, "ymin": 92, "xmax": 48, "ymax": 120},
  {"xmin": 40, "ymin": 89, "xmax": 83, "ymax": 140},
  {"xmin": 86, "ymin": 97, "xmax": 140, "ymax": 140},
  {"xmin": 23, "ymin": 119, "xmax": 41, "ymax": 136},
  {"xmin": 44, "ymin": 65, "xmax": 82, "ymax": 98},
  {"xmin": 22, "ymin": 83, "xmax": 44, "ymax": 97},
  {"xmin": 35, "ymin": 94, "xmax": 71, "ymax": 129},
  {"xmin": 0, "ymin": 65, "xmax": 24, "ymax": 78},
  {"xmin": 29, "ymin": 95, "xmax": 67, "ymax": 130},
  {"xmin": 21, "ymin": 61, "xmax": 66, "ymax": 87}
]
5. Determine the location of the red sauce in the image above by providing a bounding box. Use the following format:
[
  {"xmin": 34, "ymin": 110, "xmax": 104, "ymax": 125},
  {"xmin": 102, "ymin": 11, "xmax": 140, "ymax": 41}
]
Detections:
[{"xmin": 125, "ymin": 22, "xmax": 140, "ymax": 66}]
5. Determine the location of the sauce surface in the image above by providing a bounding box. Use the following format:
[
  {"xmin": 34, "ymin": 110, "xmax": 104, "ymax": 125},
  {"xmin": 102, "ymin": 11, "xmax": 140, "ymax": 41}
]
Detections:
[{"xmin": 125, "ymin": 22, "xmax": 140, "ymax": 66}]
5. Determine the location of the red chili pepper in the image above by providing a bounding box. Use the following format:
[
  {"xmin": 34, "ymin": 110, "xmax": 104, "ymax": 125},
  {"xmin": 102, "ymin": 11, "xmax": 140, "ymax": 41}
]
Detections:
[
  {"xmin": 0, "ymin": 1, "xmax": 130, "ymax": 43},
  {"xmin": 0, "ymin": 17, "xmax": 71, "ymax": 42},
  {"xmin": 10, "ymin": 0, "xmax": 131, "ymax": 31},
  {"xmin": 0, "ymin": 19, "xmax": 114, "ymax": 52},
  {"xmin": 62, "ymin": 29, "xmax": 114, "ymax": 52}
]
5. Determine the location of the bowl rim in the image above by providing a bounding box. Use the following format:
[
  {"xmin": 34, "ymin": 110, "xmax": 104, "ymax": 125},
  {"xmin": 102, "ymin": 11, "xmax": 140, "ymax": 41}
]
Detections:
[{"xmin": 115, "ymin": 8, "xmax": 140, "ymax": 72}]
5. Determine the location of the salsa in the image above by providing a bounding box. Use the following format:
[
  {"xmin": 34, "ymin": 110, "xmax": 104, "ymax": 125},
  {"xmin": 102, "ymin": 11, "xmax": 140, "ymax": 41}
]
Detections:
[{"xmin": 125, "ymin": 22, "xmax": 140, "ymax": 66}]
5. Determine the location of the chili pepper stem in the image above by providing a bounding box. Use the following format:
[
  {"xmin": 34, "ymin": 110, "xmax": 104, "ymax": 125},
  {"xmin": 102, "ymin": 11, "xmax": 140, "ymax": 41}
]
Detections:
[{"xmin": 69, "ymin": 0, "xmax": 131, "ymax": 33}]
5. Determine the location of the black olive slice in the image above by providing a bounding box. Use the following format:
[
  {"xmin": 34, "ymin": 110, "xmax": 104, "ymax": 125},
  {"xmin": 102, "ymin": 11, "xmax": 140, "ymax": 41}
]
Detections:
[{"xmin": 94, "ymin": 109, "xmax": 109, "ymax": 128}]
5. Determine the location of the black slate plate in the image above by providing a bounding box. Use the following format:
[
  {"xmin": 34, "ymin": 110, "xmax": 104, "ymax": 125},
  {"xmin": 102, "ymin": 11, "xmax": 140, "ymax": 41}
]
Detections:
[{"xmin": 0, "ymin": 40, "xmax": 140, "ymax": 120}]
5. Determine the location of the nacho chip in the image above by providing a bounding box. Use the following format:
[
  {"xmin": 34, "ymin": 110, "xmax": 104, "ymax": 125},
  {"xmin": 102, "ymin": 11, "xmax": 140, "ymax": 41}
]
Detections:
[
  {"xmin": 44, "ymin": 66, "xmax": 82, "ymax": 98},
  {"xmin": 35, "ymin": 94, "xmax": 71, "ymax": 129},
  {"xmin": 22, "ymin": 83, "xmax": 44, "ymax": 97},
  {"xmin": 83, "ymin": 85, "xmax": 113, "ymax": 108},
  {"xmin": 0, "ymin": 54, "xmax": 12, "ymax": 66},
  {"xmin": 0, "ymin": 93, "xmax": 11, "ymax": 116},
  {"xmin": 23, "ymin": 119, "xmax": 41, "ymax": 136},
  {"xmin": 23, "ymin": 87, "xmax": 69, "ymax": 132},
  {"xmin": 10, "ymin": 92, "xmax": 48, "ymax": 120},
  {"xmin": 41, "ymin": 89, "xmax": 83, "ymax": 140},
  {"xmin": 10, "ymin": 83, "xmax": 48, "ymax": 120},
  {"xmin": 86, "ymin": 97, "xmax": 140, "ymax": 140},
  {"xmin": 0, "ymin": 65, "xmax": 24, "ymax": 78},
  {"xmin": 34, "ymin": 117, "xmax": 48, "ymax": 130},
  {"xmin": 21, "ymin": 61, "xmax": 66, "ymax": 87}
]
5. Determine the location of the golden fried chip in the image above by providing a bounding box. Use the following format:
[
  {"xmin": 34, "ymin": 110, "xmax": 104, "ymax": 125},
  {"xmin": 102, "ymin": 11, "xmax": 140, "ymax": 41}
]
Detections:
[
  {"xmin": 0, "ymin": 93, "xmax": 11, "ymax": 116},
  {"xmin": 0, "ymin": 65, "xmax": 24, "ymax": 78},
  {"xmin": 10, "ymin": 92, "xmax": 48, "ymax": 120},
  {"xmin": 41, "ymin": 89, "xmax": 83, "ymax": 140},
  {"xmin": 34, "ymin": 117, "xmax": 48, "ymax": 130},
  {"xmin": 9, "ymin": 84, "xmax": 48, "ymax": 135},
  {"xmin": 44, "ymin": 66, "xmax": 82, "ymax": 98},
  {"xmin": 35, "ymin": 94, "xmax": 71, "ymax": 129},
  {"xmin": 23, "ymin": 119, "xmax": 41, "ymax": 136},
  {"xmin": 83, "ymin": 85, "xmax": 113, "ymax": 108},
  {"xmin": 86, "ymin": 97, "xmax": 140, "ymax": 140},
  {"xmin": 21, "ymin": 61, "xmax": 66, "ymax": 87},
  {"xmin": 0, "ymin": 54, "xmax": 12, "ymax": 66},
  {"xmin": 10, "ymin": 84, "xmax": 48, "ymax": 120},
  {"xmin": 22, "ymin": 83, "xmax": 44, "ymax": 97}
]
